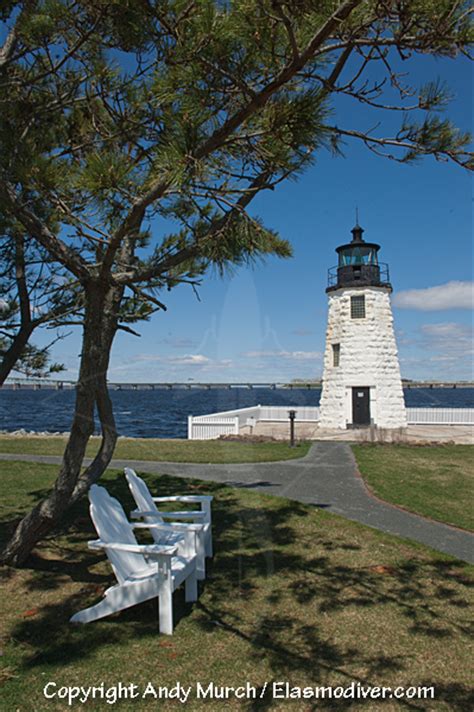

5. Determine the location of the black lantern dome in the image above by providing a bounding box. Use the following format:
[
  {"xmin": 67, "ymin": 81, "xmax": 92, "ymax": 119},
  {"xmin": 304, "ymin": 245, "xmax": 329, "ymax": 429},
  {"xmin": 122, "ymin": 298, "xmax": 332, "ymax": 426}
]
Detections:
[{"xmin": 327, "ymin": 223, "xmax": 391, "ymax": 292}]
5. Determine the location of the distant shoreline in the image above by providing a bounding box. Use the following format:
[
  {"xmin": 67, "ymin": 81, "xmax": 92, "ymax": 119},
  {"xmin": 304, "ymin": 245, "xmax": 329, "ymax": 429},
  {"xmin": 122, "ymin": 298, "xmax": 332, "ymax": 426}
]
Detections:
[
  {"xmin": 2, "ymin": 380, "xmax": 474, "ymax": 391},
  {"xmin": 0, "ymin": 431, "xmax": 167, "ymax": 440}
]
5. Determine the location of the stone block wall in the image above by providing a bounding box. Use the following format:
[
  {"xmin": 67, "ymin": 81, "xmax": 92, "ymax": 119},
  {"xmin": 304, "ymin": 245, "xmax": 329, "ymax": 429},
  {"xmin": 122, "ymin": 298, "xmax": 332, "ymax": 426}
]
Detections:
[{"xmin": 318, "ymin": 286, "xmax": 407, "ymax": 429}]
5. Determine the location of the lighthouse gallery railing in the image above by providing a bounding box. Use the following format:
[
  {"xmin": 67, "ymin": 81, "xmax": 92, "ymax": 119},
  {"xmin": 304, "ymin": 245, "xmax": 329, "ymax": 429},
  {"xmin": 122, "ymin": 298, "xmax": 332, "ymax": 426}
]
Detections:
[{"xmin": 327, "ymin": 262, "xmax": 390, "ymax": 288}]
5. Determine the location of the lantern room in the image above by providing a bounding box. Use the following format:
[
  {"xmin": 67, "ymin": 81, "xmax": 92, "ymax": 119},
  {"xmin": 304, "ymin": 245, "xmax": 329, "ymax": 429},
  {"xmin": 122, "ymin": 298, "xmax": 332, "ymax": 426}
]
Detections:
[{"xmin": 327, "ymin": 223, "xmax": 391, "ymax": 292}]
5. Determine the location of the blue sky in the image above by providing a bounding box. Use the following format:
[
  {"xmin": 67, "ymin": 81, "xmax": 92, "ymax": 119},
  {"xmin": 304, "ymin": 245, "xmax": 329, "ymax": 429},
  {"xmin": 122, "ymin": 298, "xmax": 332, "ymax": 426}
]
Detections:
[{"xmin": 33, "ymin": 52, "xmax": 472, "ymax": 383}]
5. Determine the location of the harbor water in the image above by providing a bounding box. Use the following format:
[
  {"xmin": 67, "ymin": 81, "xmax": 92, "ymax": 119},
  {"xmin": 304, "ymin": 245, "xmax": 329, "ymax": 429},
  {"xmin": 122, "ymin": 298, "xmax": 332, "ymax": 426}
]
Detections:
[{"xmin": 1, "ymin": 387, "xmax": 473, "ymax": 439}]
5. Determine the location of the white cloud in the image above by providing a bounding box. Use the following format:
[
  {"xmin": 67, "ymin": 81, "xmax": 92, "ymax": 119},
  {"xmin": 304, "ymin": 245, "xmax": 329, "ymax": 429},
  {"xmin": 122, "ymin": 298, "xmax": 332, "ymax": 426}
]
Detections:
[
  {"xmin": 132, "ymin": 354, "xmax": 165, "ymax": 363},
  {"xmin": 394, "ymin": 281, "xmax": 473, "ymax": 311},
  {"xmin": 420, "ymin": 323, "xmax": 473, "ymax": 358},
  {"xmin": 118, "ymin": 352, "xmax": 211, "ymax": 365},
  {"xmin": 107, "ymin": 348, "xmax": 321, "ymax": 381},
  {"xmin": 398, "ymin": 322, "xmax": 473, "ymax": 380},
  {"xmin": 109, "ymin": 353, "xmax": 212, "ymax": 370},
  {"xmin": 421, "ymin": 322, "xmax": 472, "ymax": 340},
  {"xmin": 173, "ymin": 354, "xmax": 210, "ymax": 365},
  {"xmin": 243, "ymin": 350, "xmax": 322, "ymax": 361}
]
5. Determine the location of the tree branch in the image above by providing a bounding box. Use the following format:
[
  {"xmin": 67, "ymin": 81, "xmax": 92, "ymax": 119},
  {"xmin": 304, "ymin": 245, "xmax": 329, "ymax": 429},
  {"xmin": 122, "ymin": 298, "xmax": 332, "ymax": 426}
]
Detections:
[
  {"xmin": 114, "ymin": 170, "xmax": 273, "ymax": 285},
  {"xmin": 128, "ymin": 284, "xmax": 167, "ymax": 311},
  {"xmin": 0, "ymin": 182, "xmax": 91, "ymax": 281},
  {"xmin": 0, "ymin": 1, "xmax": 38, "ymax": 70},
  {"xmin": 109, "ymin": 0, "xmax": 364, "ymax": 251},
  {"xmin": 14, "ymin": 235, "xmax": 31, "ymax": 329},
  {"xmin": 327, "ymin": 126, "xmax": 474, "ymax": 168}
]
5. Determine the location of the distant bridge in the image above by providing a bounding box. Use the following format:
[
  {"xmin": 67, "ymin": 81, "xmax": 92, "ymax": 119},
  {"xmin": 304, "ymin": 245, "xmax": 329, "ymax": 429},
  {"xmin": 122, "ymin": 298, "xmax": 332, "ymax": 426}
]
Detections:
[
  {"xmin": 1, "ymin": 379, "xmax": 473, "ymax": 391},
  {"xmin": 1, "ymin": 379, "xmax": 318, "ymax": 390}
]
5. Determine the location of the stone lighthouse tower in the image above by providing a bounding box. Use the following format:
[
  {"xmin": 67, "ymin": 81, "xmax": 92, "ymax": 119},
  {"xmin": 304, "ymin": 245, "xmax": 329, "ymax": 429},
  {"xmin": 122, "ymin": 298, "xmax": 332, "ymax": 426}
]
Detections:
[{"xmin": 318, "ymin": 223, "xmax": 407, "ymax": 430}]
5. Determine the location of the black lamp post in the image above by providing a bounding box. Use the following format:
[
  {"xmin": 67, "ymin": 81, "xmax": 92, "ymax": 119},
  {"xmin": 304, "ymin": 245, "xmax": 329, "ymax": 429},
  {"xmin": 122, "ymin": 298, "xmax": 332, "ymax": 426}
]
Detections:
[{"xmin": 288, "ymin": 410, "xmax": 296, "ymax": 447}]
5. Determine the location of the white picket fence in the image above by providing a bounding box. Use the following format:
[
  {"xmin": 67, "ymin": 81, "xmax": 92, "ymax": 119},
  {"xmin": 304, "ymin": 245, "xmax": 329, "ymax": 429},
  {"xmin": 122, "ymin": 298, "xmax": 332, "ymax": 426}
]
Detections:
[
  {"xmin": 188, "ymin": 404, "xmax": 474, "ymax": 439},
  {"xmin": 187, "ymin": 417, "xmax": 239, "ymax": 440},
  {"xmin": 257, "ymin": 406, "xmax": 320, "ymax": 421},
  {"xmin": 188, "ymin": 405, "xmax": 261, "ymax": 440},
  {"xmin": 188, "ymin": 405, "xmax": 320, "ymax": 439},
  {"xmin": 406, "ymin": 408, "xmax": 474, "ymax": 425}
]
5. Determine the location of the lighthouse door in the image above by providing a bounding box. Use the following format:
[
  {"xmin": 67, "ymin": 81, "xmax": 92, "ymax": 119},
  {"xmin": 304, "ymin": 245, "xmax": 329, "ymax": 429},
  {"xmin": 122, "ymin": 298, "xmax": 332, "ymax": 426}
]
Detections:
[{"xmin": 352, "ymin": 387, "xmax": 370, "ymax": 425}]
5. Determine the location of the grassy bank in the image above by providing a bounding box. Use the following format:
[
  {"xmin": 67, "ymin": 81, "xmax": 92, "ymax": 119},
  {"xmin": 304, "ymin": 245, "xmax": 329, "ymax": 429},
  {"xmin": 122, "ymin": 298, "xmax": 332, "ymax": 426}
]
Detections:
[
  {"xmin": 1, "ymin": 460, "xmax": 473, "ymax": 711},
  {"xmin": 0, "ymin": 435, "xmax": 310, "ymax": 463},
  {"xmin": 353, "ymin": 444, "xmax": 474, "ymax": 531}
]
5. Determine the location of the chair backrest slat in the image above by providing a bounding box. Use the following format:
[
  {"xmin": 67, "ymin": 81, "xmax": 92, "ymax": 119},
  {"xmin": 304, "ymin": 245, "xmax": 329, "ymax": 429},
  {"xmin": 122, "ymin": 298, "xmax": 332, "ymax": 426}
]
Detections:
[
  {"xmin": 89, "ymin": 485, "xmax": 146, "ymax": 584},
  {"xmin": 125, "ymin": 469, "xmax": 165, "ymax": 541}
]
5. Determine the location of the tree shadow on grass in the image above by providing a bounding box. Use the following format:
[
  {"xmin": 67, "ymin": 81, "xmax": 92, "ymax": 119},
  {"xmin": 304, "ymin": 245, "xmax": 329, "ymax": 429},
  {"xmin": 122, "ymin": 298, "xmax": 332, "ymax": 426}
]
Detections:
[
  {"xmin": 192, "ymin": 494, "xmax": 472, "ymax": 711},
  {"xmin": 196, "ymin": 549, "xmax": 473, "ymax": 712},
  {"xmin": 2, "ymin": 470, "xmax": 473, "ymax": 711}
]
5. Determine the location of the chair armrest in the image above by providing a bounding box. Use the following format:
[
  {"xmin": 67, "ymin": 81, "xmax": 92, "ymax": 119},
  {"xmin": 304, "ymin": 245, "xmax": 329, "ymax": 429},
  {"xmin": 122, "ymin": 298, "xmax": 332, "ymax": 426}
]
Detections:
[
  {"xmin": 158, "ymin": 511, "xmax": 206, "ymax": 519},
  {"xmin": 130, "ymin": 509, "xmax": 205, "ymax": 521},
  {"xmin": 87, "ymin": 539, "xmax": 178, "ymax": 556},
  {"xmin": 152, "ymin": 495, "xmax": 213, "ymax": 503},
  {"xmin": 163, "ymin": 522, "xmax": 205, "ymax": 532},
  {"xmin": 132, "ymin": 522, "xmax": 185, "ymax": 537},
  {"xmin": 135, "ymin": 520, "xmax": 204, "ymax": 532},
  {"xmin": 131, "ymin": 508, "xmax": 206, "ymax": 521}
]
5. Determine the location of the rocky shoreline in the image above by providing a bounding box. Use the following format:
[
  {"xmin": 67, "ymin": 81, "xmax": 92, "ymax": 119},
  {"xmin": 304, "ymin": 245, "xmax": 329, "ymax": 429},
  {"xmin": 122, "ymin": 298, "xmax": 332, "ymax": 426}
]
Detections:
[
  {"xmin": 0, "ymin": 429, "xmax": 70, "ymax": 436},
  {"xmin": 0, "ymin": 430, "xmax": 130, "ymax": 438}
]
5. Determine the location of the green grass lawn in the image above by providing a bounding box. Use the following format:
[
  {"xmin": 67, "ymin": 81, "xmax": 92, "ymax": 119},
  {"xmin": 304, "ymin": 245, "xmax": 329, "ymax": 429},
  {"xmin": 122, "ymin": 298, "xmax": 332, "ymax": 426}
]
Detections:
[
  {"xmin": 0, "ymin": 435, "xmax": 310, "ymax": 463},
  {"xmin": 0, "ymin": 460, "xmax": 473, "ymax": 711},
  {"xmin": 353, "ymin": 444, "xmax": 474, "ymax": 532}
]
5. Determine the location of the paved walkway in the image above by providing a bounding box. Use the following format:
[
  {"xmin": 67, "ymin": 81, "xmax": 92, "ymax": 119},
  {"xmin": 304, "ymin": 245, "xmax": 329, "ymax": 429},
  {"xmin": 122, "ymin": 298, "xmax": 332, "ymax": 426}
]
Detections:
[{"xmin": 1, "ymin": 443, "xmax": 472, "ymax": 563}]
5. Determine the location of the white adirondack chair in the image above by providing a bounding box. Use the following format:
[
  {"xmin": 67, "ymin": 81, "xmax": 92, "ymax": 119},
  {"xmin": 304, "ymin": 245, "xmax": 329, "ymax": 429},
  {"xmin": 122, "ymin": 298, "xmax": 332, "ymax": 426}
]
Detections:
[
  {"xmin": 124, "ymin": 468, "xmax": 213, "ymax": 582},
  {"xmin": 70, "ymin": 485, "xmax": 198, "ymax": 635}
]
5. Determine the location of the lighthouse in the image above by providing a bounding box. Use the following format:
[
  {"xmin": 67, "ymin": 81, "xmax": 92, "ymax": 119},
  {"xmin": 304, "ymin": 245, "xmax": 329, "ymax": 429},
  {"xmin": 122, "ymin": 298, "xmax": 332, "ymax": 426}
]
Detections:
[{"xmin": 318, "ymin": 223, "xmax": 407, "ymax": 430}]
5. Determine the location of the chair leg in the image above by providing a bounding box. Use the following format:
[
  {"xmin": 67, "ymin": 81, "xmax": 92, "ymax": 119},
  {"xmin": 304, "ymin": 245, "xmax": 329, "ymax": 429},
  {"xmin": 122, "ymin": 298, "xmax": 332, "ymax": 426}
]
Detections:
[
  {"xmin": 185, "ymin": 568, "xmax": 198, "ymax": 602},
  {"xmin": 70, "ymin": 587, "xmax": 128, "ymax": 624},
  {"xmin": 196, "ymin": 531, "xmax": 206, "ymax": 580},
  {"xmin": 158, "ymin": 585, "xmax": 173, "ymax": 635}
]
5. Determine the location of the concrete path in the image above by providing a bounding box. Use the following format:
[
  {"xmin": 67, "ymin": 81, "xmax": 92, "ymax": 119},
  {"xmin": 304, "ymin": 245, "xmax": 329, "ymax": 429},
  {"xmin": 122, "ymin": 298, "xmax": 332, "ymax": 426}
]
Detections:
[{"xmin": 1, "ymin": 443, "xmax": 472, "ymax": 564}]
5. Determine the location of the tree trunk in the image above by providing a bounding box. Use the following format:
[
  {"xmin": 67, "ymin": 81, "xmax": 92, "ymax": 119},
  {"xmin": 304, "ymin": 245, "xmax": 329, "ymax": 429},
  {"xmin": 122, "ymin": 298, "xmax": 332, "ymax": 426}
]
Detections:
[
  {"xmin": 0, "ymin": 233, "xmax": 34, "ymax": 385},
  {"xmin": 1, "ymin": 282, "xmax": 122, "ymax": 566},
  {"xmin": 0, "ymin": 323, "xmax": 34, "ymax": 385},
  {"xmin": 71, "ymin": 372, "xmax": 118, "ymax": 501}
]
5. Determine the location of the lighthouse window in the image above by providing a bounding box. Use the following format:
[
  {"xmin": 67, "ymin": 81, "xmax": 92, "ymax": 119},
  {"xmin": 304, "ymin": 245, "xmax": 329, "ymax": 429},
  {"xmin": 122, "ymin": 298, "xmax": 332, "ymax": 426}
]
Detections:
[
  {"xmin": 332, "ymin": 343, "xmax": 340, "ymax": 367},
  {"xmin": 351, "ymin": 295, "xmax": 366, "ymax": 319},
  {"xmin": 339, "ymin": 247, "xmax": 378, "ymax": 267}
]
